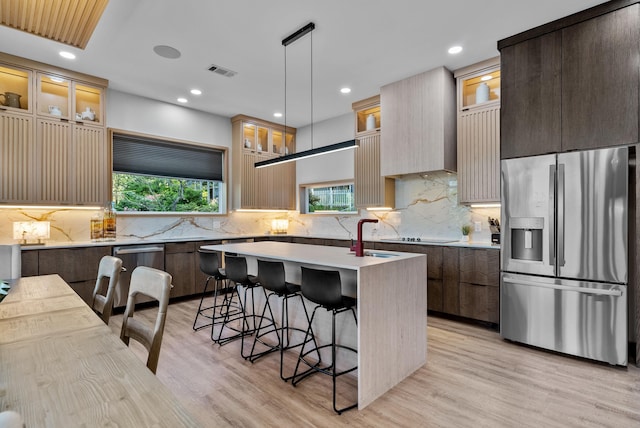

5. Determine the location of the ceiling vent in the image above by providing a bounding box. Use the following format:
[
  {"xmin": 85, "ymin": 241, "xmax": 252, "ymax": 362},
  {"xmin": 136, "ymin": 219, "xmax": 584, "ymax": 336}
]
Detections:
[{"xmin": 208, "ymin": 64, "xmax": 237, "ymax": 78}]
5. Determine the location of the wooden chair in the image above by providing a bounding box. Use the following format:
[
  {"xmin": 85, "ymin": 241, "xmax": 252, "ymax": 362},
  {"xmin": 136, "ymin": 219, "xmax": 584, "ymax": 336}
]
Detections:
[
  {"xmin": 0, "ymin": 244, "xmax": 21, "ymax": 280},
  {"xmin": 120, "ymin": 266, "xmax": 173, "ymax": 374},
  {"xmin": 91, "ymin": 255, "xmax": 123, "ymax": 324}
]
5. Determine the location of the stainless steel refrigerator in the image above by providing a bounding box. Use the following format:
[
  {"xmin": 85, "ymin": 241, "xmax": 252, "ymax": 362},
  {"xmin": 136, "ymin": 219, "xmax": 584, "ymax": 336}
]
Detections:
[{"xmin": 500, "ymin": 146, "xmax": 628, "ymax": 365}]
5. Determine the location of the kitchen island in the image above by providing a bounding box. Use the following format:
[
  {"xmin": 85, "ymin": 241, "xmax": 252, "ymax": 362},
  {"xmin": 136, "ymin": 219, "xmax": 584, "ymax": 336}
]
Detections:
[{"xmin": 201, "ymin": 241, "xmax": 427, "ymax": 409}]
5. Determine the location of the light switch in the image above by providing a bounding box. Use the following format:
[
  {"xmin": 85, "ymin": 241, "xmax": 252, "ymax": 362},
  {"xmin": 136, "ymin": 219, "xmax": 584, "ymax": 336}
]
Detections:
[{"xmin": 474, "ymin": 221, "xmax": 481, "ymax": 232}]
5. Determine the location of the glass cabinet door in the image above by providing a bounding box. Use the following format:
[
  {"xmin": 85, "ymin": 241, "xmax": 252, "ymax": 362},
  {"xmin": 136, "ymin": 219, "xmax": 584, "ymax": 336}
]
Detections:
[
  {"xmin": 256, "ymin": 126, "xmax": 268, "ymax": 153},
  {"xmin": 460, "ymin": 69, "xmax": 500, "ymax": 110},
  {"xmin": 0, "ymin": 64, "xmax": 31, "ymax": 112},
  {"xmin": 242, "ymin": 123, "xmax": 269, "ymax": 152},
  {"xmin": 37, "ymin": 73, "xmax": 71, "ymax": 119},
  {"xmin": 74, "ymin": 82, "xmax": 103, "ymax": 124}
]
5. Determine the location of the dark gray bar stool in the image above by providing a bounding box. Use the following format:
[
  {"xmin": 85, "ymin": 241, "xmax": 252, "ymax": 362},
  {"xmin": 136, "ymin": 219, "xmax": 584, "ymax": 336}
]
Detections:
[
  {"xmin": 221, "ymin": 254, "xmax": 274, "ymax": 354},
  {"xmin": 292, "ymin": 266, "xmax": 358, "ymax": 414},
  {"xmin": 248, "ymin": 259, "xmax": 320, "ymax": 381},
  {"xmin": 192, "ymin": 250, "xmax": 244, "ymax": 345}
]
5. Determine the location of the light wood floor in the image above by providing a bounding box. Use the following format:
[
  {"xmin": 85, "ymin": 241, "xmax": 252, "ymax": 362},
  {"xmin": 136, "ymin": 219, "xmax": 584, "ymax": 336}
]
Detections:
[{"xmin": 109, "ymin": 298, "xmax": 640, "ymax": 427}]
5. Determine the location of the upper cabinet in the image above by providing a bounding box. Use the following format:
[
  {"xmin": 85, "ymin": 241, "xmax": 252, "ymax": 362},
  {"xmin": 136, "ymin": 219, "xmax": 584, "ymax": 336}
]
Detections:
[
  {"xmin": 499, "ymin": 1, "xmax": 639, "ymax": 158},
  {"xmin": 454, "ymin": 58, "xmax": 501, "ymax": 204},
  {"xmin": 561, "ymin": 4, "xmax": 639, "ymax": 151},
  {"xmin": 352, "ymin": 95, "xmax": 395, "ymax": 209},
  {"xmin": 231, "ymin": 115, "xmax": 296, "ymax": 210},
  {"xmin": 0, "ymin": 63, "xmax": 32, "ymax": 113},
  {"xmin": 380, "ymin": 66, "xmax": 456, "ymax": 176},
  {"xmin": 0, "ymin": 52, "xmax": 109, "ymax": 206},
  {"xmin": 37, "ymin": 72, "xmax": 104, "ymax": 125}
]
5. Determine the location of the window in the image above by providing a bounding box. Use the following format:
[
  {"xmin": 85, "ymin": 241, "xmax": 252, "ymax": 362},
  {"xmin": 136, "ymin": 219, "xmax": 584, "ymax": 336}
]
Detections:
[
  {"xmin": 112, "ymin": 132, "xmax": 226, "ymax": 213},
  {"xmin": 301, "ymin": 183, "xmax": 356, "ymax": 214}
]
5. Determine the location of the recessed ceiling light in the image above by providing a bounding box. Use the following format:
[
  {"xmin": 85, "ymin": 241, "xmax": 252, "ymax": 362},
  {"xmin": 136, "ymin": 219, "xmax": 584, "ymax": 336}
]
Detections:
[
  {"xmin": 177, "ymin": 97, "xmax": 188, "ymax": 103},
  {"xmin": 448, "ymin": 46, "xmax": 463, "ymax": 54},
  {"xmin": 59, "ymin": 51, "xmax": 76, "ymax": 59},
  {"xmin": 340, "ymin": 87, "xmax": 351, "ymax": 94},
  {"xmin": 481, "ymin": 75, "xmax": 493, "ymax": 81},
  {"xmin": 153, "ymin": 45, "xmax": 181, "ymax": 59},
  {"xmin": 190, "ymin": 89, "xmax": 202, "ymax": 95},
  {"xmin": 50, "ymin": 76, "xmax": 65, "ymax": 83},
  {"xmin": 273, "ymin": 112, "xmax": 283, "ymax": 118}
]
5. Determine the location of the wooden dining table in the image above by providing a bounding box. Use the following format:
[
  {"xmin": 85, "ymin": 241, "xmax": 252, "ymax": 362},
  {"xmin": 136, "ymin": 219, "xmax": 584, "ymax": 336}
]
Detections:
[{"xmin": 0, "ymin": 274, "xmax": 202, "ymax": 427}]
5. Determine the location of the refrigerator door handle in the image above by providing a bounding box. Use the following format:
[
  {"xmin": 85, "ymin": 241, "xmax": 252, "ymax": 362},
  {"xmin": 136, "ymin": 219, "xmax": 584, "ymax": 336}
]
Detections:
[
  {"xmin": 548, "ymin": 164, "xmax": 556, "ymax": 266},
  {"xmin": 557, "ymin": 163, "xmax": 565, "ymax": 267},
  {"xmin": 502, "ymin": 277, "xmax": 623, "ymax": 297}
]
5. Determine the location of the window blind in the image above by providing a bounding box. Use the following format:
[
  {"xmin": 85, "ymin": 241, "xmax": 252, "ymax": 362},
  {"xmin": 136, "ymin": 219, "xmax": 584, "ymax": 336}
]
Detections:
[{"xmin": 112, "ymin": 133, "xmax": 224, "ymax": 181}]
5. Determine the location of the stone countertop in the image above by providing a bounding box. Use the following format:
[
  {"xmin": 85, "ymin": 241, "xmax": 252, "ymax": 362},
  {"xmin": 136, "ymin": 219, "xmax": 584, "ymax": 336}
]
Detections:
[
  {"xmin": 13, "ymin": 234, "xmax": 500, "ymax": 250},
  {"xmin": 202, "ymin": 241, "xmax": 425, "ymax": 270}
]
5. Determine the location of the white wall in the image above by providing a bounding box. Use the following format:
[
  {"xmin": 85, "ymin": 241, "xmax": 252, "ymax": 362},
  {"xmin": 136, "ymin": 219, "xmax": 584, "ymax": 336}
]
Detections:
[
  {"xmin": 106, "ymin": 89, "xmax": 231, "ymax": 148},
  {"xmin": 295, "ymin": 112, "xmax": 355, "ymax": 185}
]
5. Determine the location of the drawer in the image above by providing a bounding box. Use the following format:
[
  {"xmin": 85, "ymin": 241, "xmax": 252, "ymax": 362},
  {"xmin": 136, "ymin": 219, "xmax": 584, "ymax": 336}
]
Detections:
[{"xmin": 165, "ymin": 242, "xmax": 195, "ymax": 254}]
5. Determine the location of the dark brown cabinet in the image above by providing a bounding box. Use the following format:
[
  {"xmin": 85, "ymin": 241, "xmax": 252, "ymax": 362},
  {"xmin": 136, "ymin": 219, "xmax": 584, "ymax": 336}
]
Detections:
[
  {"xmin": 28, "ymin": 246, "xmax": 112, "ymax": 305},
  {"xmin": 500, "ymin": 32, "xmax": 562, "ymax": 158},
  {"xmin": 499, "ymin": 2, "xmax": 639, "ymax": 158},
  {"xmin": 165, "ymin": 242, "xmax": 196, "ymax": 299},
  {"xmin": 442, "ymin": 247, "xmax": 460, "ymax": 315},
  {"xmin": 561, "ymin": 5, "xmax": 639, "ymax": 151},
  {"xmin": 458, "ymin": 248, "xmax": 500, "ymax": 323}
]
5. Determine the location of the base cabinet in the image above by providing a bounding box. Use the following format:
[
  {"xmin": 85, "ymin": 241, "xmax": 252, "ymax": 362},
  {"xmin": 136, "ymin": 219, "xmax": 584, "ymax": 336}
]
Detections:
[
  {"xmin": 373, "ymin": 242, "xmax": 499, "ymax": 323},
  {"xmin": 24, "ymin": 246, "xmax": 112, "ymax": 305},
  {"xmin": 459, "ymin": 282, "xmax": 499, "ymax": 323},
  {"xmin": 165, "ymin": 242, "xmax": 196, "ymax": 299},
  {"xmin": 442, "ymin": 247, "xmax": 460, "ymax": 315}
]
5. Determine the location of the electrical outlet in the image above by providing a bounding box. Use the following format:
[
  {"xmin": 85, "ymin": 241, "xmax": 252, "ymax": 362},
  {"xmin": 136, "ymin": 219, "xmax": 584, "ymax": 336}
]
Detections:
[
  {"xmin": 213, "ymin": 221, "xmax": 221, "ymax": 229},
  {"xmin": 474, "ymin": 221, "xmax": 481, "ymax": 232}
]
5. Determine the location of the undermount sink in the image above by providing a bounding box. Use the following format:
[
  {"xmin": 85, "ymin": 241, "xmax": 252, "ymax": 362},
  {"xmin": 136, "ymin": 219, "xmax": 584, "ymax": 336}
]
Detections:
[{"xmin": 364, "ymin": 251, "xmax": 399, "ymax": 258}]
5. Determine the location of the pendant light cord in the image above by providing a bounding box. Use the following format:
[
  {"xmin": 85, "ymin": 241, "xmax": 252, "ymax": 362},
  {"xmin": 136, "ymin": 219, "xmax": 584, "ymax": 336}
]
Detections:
[
  {"xmin": 310, "ymin": 30, "xmax": 313, "ymax": 150},
  {"xmin": 284, "ymin": 44, "xmax": 287, "ymax": 147}
]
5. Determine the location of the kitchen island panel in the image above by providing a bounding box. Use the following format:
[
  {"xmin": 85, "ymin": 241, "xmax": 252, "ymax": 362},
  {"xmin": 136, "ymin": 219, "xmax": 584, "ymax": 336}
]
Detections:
[{"xmin": 357, "ymin": 257, "xmax": 427, "ymax": 407}]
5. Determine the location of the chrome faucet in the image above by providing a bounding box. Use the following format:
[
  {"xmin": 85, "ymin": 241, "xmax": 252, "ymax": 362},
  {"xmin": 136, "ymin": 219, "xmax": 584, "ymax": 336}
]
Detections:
[{"xmin": 350, "ymin": 219, "xmax": 379, "ymax": 257}]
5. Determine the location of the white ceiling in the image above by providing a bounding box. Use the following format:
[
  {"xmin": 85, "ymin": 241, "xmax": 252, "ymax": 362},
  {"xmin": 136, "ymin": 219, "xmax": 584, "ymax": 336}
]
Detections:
[{"xmin": 0, "ymin": 0, "xmax": 604, "ymax": 128}]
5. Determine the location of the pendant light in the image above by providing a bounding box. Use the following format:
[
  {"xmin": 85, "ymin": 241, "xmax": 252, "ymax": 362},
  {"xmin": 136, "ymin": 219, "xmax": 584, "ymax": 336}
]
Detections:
[{"xmin": 255, "ymin": 22, "xmax": 357, "ymax": 169}]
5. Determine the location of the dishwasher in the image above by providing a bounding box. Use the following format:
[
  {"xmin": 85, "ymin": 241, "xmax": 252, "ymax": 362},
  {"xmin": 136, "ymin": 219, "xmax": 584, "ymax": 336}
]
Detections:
[{"xmin": 113, "ymin": 244, "xmax": 165, "ymax": 308}]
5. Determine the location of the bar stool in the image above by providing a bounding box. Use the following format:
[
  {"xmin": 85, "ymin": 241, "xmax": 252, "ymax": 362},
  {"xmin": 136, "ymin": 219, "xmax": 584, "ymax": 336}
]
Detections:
[
  {"xmin": 248, "ymin": 259, "xmax": 320, "ymax": 381},
  {"xmin": 219, "ymin": 254, "xmax": 273, "ymax": 354},
  {"xmin": 292, "ymin": 266, "xmax": 358, "ymax": 414},
  {"xmin": 192, "ymin": 250, "xmax": 242, "ymax": 343}
]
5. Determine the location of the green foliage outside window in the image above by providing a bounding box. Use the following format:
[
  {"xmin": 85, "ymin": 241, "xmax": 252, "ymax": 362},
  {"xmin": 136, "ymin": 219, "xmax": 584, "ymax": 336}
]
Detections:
[
  {"xmin": 113, "ymin": 173, "xmax": 220, "ymax": 212},
  {"xmin": 308, "ymin": 184, "xmax": 355, "ymax": 213}
]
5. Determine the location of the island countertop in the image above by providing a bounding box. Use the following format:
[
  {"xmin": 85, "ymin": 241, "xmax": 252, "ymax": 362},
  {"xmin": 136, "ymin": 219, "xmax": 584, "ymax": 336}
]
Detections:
[
  {"xmin": 201, "ymin": 240, "xmax": 427, "ymax": 410},
  {"xmin": 202, "ymin": 240, "xmax": 423, "ymax": 270}
]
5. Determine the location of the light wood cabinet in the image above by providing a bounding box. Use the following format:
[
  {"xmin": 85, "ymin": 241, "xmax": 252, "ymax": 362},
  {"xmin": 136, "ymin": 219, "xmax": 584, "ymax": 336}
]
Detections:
[
  {"xmin": 380, "ymin": 66, "xmax": 456, "ymax": 176},
  {"xmin": 0, "ymin": 52, "xmax": 109, "ymax": 206},
  {"xmin": 0, "ymin": 112, "xmax": 35, "ymax": 202},
  {"xmin": 353, "ymin": 96, "xmax": 395, "ymax": 209},
  {"xmin": 231, "ymin": 115, "xmax": 296, "ymax": 210},
  {"xmin": 454, "ymin": 58, "xmax": 500, "ymax": 204}
]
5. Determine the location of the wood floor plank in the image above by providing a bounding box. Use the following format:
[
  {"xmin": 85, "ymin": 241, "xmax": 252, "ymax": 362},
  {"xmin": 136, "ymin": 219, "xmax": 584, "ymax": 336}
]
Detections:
[{"xmin": 109, "ymin": 298, "xmax": 640, "ymax": 427}]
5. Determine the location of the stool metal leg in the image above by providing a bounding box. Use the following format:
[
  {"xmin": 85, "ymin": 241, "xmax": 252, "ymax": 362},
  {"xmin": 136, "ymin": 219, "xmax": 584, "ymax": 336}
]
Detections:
[
  {"xmin": 241, "ymin": 285, "xmax": 277, "ymax": 359},
  {"xmin": 192, "ymin": 275, "xmax": 215, "ymax": 331},
  {"xmin": 292, "ymin": 305, "xmax": 358, "ymax": 414},
  {"xmin": 214, "ymin": 282, "xmax": 249, "ymax": 345}
]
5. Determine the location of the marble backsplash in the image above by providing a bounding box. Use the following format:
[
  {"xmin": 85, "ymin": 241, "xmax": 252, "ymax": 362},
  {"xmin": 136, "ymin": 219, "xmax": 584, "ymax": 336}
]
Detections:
[{"xmin": 0, "ymin": 172, "xmax": 500, "ymax": 244}]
